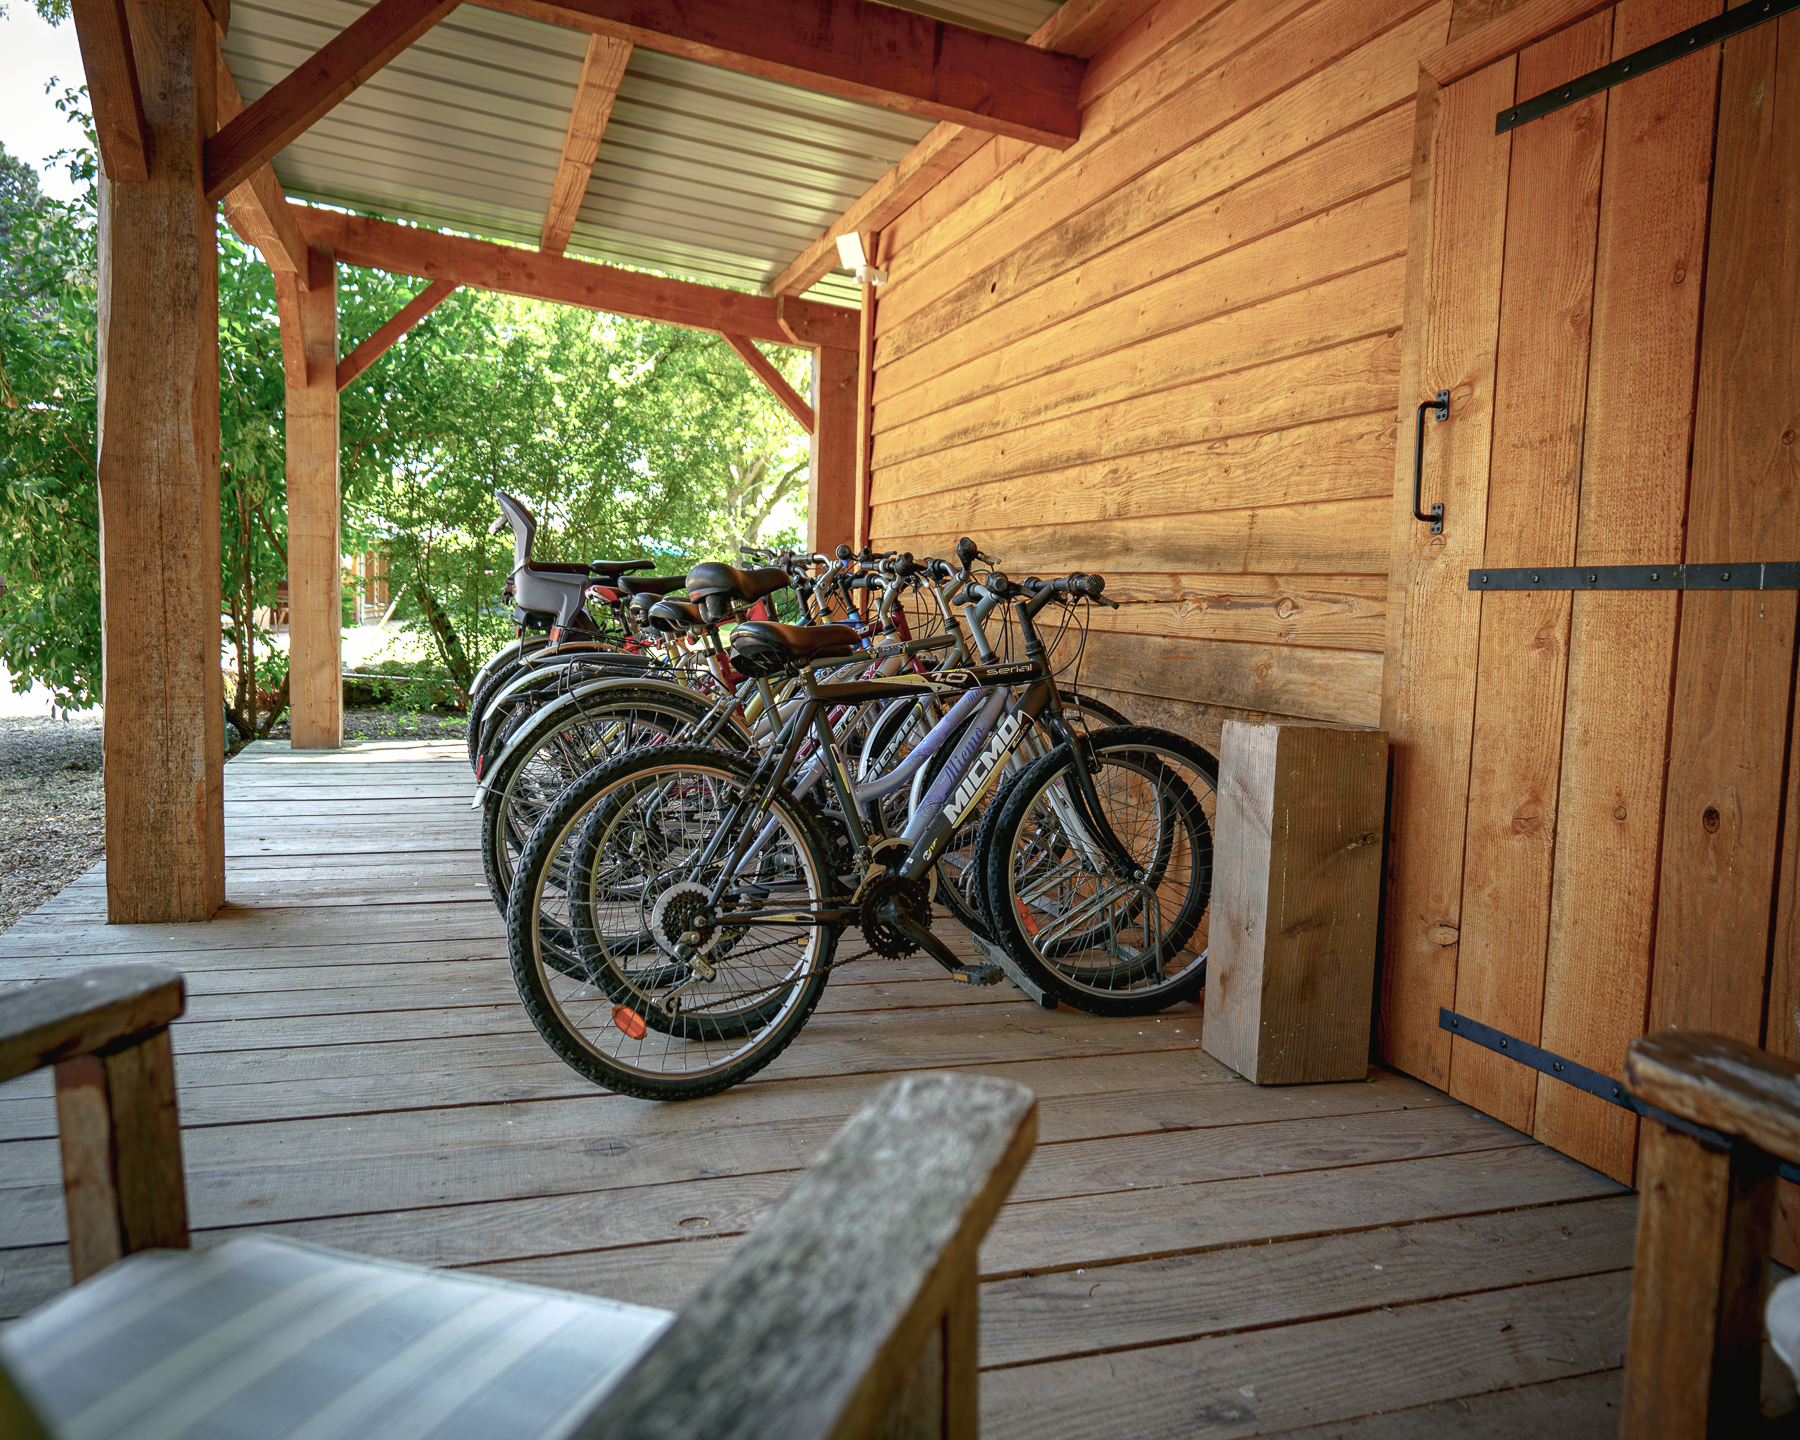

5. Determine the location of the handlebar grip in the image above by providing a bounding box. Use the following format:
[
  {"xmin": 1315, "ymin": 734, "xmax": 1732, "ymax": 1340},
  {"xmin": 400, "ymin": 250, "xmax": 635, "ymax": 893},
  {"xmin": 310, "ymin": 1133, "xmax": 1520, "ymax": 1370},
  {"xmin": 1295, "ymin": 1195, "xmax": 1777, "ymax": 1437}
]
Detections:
[
  {"xmin": 835, "ymin": 544, "xmax": 853, "ymax": 561},
  {"xmin": 488, "ymin": 515, "xmax": 508, "ymax": 536}
]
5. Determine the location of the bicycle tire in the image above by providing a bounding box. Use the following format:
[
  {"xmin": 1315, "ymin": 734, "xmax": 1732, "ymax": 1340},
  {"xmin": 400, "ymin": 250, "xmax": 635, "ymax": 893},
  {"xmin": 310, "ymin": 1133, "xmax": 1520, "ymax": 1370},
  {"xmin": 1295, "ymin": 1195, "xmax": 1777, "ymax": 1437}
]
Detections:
[
  {"xmin": 505, "ymin": 744, "xmax": 838, "ymax": 1100},
  {"xmin": 479, "ymin": 685, "xmax": 721, "ymax": 911},
  {"xmin": 980, "ymin": 725, "xmax": 1216, "ymax": 1016}
]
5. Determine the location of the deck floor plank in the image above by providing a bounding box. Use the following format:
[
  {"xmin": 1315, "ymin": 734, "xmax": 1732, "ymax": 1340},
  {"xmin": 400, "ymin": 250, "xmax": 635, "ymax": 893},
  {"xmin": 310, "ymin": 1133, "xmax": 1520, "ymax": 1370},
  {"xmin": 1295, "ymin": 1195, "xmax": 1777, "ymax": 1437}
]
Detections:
[{"xmin": 0, "ymin": 739, "xmax": 1631, "ymax": 1429}]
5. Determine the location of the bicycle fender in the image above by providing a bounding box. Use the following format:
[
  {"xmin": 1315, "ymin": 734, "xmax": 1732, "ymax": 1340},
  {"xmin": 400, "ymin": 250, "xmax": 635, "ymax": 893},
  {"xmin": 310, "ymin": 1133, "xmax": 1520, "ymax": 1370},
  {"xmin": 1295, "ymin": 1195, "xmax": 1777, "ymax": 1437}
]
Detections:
[{"xmin": 471, "ymin": 676, "xmax": 740, "ymax": 808}]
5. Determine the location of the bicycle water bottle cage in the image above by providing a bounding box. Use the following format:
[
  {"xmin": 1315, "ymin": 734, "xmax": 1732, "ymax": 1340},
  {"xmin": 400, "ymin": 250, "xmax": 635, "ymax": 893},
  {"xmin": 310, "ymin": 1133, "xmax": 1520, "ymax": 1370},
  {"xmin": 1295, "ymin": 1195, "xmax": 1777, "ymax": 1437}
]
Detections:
[
  {"xmin": 729, "ymin": 622, "xmax": 862, "ymax": 678},
  {"xmin": 685, "ymin": 562, "xmax": 791, "ymax": 626}
]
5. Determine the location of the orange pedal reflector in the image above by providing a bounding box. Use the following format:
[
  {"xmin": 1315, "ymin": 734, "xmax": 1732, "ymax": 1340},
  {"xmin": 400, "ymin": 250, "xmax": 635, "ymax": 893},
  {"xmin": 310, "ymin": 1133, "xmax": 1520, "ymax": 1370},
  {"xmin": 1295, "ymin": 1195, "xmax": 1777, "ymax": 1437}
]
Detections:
[{"xmin": 613, "ymin": 1005, "xmax": 648, "ymax": 1039}]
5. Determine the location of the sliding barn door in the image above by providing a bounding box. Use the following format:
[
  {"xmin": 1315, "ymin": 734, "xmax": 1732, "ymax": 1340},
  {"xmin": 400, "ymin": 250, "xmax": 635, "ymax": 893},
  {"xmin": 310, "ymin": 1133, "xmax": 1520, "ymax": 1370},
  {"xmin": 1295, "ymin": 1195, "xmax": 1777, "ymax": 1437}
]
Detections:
[{"xmin": 1382, "ymin": 0, "xmax": 1799, "ymax": 1184}]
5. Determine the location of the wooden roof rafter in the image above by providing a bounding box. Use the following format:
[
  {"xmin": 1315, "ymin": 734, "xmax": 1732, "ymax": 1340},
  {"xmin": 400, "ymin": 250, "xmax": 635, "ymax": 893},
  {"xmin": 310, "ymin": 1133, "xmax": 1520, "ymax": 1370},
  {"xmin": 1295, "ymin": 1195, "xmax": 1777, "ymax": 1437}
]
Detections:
[
  {"xmin": 480, "ymin": 0, "xmax": 1086, "ymax": 148},
  {"xmin": 540, "ymin": 33, "xmax": 632, "ymax": 257},
  {"xmin": 296, "ymin": 206, "xmax": 858, "ymax": 350},
  {"xmin": 767, "ymin": 0, "xmax": 1153, "ymax": 298},
  {"xmin": 210, "ymin": 25, "xmax": 312, "ymax": 286},
  {"xmin": 205, "ymin": 0, "xmax": 467, "ymax": 202}
]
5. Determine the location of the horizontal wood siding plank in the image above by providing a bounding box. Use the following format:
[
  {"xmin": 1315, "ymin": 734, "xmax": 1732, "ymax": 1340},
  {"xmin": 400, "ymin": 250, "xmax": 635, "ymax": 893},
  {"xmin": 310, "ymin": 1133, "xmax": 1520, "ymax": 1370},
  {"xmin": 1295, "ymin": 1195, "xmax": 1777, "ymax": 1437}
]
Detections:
[
  {"xmin": 869, "ymin": 412, "xmax": 1396, "ymax": 533},
  {"xmin": 873, "ymin": 257, "xmax": 1407, "ymax": 472},
  {"xmin": 875, "ymin": 103, "xmax": 1410, "ymax": 384},
  {"xmin": 873, "ymin": 182, "xmax": 1410, "ymax": 428},
  {"xmin": 872, "ymin": 337, "xmax": 1401, "ymax": 505}
]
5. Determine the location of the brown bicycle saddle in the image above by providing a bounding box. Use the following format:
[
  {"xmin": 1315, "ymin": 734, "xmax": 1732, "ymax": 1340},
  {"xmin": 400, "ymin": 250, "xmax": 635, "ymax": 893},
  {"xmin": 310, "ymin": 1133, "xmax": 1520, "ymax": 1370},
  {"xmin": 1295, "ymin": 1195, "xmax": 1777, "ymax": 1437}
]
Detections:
[
  {"xmin": 729, "ymin": 621, "xmax": 863, "ymax": 676},
  {"xmin": 685, "ymin": 562, "xmax": 790, "ymax": 605},
  {"xmin": 619, "ymin": 574, "xmax": 687, "ymax": 598},
  {"xmin": 645, "ymin": 600, "xmax": 705, "ymax": 634}
]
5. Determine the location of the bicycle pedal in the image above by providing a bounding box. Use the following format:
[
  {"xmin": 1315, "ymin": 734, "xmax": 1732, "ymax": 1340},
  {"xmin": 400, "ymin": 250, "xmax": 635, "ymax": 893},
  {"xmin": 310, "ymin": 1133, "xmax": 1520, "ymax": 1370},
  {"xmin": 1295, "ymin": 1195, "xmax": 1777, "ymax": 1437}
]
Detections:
[{"xmin": 950, "ymin": 964, "xmax": 1005, "ymax": 987}]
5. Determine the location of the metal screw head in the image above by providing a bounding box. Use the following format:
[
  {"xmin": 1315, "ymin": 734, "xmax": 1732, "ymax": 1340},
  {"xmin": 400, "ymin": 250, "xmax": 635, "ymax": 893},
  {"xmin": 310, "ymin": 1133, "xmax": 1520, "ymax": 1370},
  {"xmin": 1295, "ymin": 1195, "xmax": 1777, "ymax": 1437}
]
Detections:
[
  {"xmin": 1587, "ymin": 572, "xmax": 1598, "ymax": 584},
  {"xmin": 1499, "ymin": 1038, "xmax": 1509, "ymax": 1049},
  {"xmin": 1722, "ymin": 571, "xmax": 1731, "ymax": 581},
  {"xmin": 1554, "ymin": 1061, "xmax": 1565, "ymax": 1072},
  {"xmin": 1531, "ymin": 574, "xmax": 1541, "ymax": 583},
  {"xmin": 1650, "ymin": 572, "xmax": 1660, "ymax": 582}
]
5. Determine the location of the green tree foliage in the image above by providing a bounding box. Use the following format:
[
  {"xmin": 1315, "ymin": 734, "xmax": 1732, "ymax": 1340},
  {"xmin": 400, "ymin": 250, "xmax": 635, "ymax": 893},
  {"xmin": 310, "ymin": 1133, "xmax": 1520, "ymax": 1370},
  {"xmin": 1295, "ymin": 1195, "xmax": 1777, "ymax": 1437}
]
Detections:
[
  {"xmin": 0, "ymin": 106, "xmax": 810, "ymax": 712},
  {"xmin": 0, "ymin": 122, "xmax": 99, "ymax": 709}
]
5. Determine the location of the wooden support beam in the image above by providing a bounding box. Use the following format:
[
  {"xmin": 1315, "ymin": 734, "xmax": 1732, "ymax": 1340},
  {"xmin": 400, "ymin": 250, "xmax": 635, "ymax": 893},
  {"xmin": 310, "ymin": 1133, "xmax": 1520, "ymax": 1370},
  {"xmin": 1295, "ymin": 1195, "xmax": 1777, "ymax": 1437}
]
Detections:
[
  {"xmin": 97, "ymin": 0, "xmax": 226, "ymax": 924},
  {"xmin": 478, "ymin": 0, "xmax": 1083, "ymax": 150},
  {"xmin": 720, "ymin": 332, "xmax": 813, "ymax": 433},
  {"xmin": 336, "ymin": 279, "xmax": 457, "ymax": 391},
  {"xmin": 70, "ymin": 0, "xmax": 151, "ymax": 183},
  {"xmin": 271, "ymin": 273, "xmax": 308, "ymax": 389},
  {"xmin": 765, "ymin": 0, "xmax": 1136, "ymax": 297},
  {"xmin": 296, "ymin": 206, "xmax": 858, "ymax": 349},
  {"xmin": 541, "ymin": 34, "xmax": 630, "ymax": 257},
  {"xmin": 204, "ymin": 0, "xmax": 464, "ymax": 202},
  {"xmin": 851, "ymin": 233, "xmax": 878, "ymax": 550},
  {"xmin": 808, "ymin": 346, "xmax": 857, "ymax": 554},
  {"xmin": 210, "ymin": 27, "xmax": 309, "ymax": 284},
  {"xmin": 285, "ymin": 245, "xmax": 343, "ymax": 750}
]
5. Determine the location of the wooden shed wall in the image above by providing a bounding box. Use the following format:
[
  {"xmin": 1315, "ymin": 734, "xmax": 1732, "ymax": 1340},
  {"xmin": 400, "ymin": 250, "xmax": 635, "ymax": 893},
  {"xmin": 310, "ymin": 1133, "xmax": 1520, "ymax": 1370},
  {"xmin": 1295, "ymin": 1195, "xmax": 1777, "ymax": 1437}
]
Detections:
[{"xmin": 865, "ymin": 0, "xmax": 1457, "ymax": 750}]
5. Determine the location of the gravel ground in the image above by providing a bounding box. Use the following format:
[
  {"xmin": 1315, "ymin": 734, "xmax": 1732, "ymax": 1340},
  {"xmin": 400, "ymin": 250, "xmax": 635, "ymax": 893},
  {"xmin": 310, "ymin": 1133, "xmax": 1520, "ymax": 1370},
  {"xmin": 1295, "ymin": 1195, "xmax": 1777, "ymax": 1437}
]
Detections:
[
  {"xmin": 0, "ymin": 709, "xmax": 466, "ymax": 935},
  {"xmin": 0, "ymin": 717, "xmax": 105, "ymax": 936}
]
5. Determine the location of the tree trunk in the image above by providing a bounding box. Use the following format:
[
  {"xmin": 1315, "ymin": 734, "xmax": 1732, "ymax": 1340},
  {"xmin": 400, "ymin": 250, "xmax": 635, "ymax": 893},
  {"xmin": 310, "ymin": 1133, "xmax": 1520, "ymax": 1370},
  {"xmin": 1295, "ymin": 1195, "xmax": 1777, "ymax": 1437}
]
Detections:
[{"xmin": 412, "ymin": 576, "xmax": 473, "ymax": 704}]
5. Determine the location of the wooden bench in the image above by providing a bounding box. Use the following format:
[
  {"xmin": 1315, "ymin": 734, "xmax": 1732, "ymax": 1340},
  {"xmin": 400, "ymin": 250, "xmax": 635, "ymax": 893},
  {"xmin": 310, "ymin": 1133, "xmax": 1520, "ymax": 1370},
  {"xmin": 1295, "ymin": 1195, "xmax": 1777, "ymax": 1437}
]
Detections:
[
  {"xmin": 1621, "ymin": 1030, "xmax": 1800, "ymax": 1437},
  {"xmin": 0, "ymin": 964, "xmax": 1037, "ymax": 1439}
]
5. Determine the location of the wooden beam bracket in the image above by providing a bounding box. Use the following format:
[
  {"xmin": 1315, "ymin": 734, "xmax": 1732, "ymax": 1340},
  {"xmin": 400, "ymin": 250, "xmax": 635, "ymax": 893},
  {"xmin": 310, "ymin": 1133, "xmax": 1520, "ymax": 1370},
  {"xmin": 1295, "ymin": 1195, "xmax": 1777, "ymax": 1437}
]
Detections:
[
  {"xmin": 541, "ymin": 34, "xmax": 631, "ymax": 256},
  {"xmin": 719, "ymin": 333, "xmax": 814, "ymax": 433},
  {"xmin": 70, "ymin": 0, "xmax": 151, "ymax": 183},
  {"xmin": 336, "ymin": 279, "xmax": 458, "ymax": 391}
]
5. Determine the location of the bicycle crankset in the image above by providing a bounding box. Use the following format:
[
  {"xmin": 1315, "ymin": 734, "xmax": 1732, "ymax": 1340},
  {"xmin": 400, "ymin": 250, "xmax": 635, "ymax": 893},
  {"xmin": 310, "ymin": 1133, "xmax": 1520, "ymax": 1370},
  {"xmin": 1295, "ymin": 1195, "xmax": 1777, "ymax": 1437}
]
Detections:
[{"xmin": 858, "ymin": 872, "xmax": 931, "ymax": 959}]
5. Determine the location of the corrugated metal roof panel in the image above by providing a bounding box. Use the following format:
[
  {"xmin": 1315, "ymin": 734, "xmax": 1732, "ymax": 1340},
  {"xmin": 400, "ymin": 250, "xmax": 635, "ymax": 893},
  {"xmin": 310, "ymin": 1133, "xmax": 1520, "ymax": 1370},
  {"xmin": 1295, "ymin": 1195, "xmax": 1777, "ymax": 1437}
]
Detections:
[{"xmin": 222, "ymin": 0, "xmax": 1062, "ymax": 312}]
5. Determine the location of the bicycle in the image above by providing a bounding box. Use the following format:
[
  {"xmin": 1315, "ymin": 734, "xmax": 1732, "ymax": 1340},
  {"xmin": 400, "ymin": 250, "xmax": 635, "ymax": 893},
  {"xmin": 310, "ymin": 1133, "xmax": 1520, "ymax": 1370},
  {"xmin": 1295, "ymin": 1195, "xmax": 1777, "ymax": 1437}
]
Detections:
[{"xmin": 503, "ymin": 566, "xmax": 1214, "ymax": 1100}]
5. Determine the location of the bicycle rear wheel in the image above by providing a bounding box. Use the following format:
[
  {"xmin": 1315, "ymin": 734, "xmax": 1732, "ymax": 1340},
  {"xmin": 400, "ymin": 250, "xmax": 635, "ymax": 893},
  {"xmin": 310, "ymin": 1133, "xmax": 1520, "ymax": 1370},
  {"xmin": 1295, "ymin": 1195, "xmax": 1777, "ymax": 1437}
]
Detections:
[
  {"xmin": 505, "ymin": 745, "xmax": 838, "ymax": 1100},
  {"xmin": 979, "ymin": 726, "xmax": 1215, "ymax": 1016},
  {"xmin": 480, "ymin": 686, "xmax": 717, "ymax": 911}
]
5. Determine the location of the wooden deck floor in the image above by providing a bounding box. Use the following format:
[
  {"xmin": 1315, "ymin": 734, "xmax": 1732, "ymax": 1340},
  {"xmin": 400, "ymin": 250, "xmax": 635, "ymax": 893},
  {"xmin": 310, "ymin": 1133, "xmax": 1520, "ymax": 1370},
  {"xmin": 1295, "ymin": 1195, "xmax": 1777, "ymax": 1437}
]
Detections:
[{"xmin": 0, "ymin": 739, "xmax": 1634, "ymax": 1436}]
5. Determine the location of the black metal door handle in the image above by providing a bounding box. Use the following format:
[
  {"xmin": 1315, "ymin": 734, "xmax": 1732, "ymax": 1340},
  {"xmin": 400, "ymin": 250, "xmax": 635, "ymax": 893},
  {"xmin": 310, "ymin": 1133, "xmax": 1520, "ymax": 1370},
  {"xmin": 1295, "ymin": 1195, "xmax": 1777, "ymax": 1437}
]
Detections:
[{"xmin": 1412, "ymin": 390, "xmax": 1449, "ymax": 534}]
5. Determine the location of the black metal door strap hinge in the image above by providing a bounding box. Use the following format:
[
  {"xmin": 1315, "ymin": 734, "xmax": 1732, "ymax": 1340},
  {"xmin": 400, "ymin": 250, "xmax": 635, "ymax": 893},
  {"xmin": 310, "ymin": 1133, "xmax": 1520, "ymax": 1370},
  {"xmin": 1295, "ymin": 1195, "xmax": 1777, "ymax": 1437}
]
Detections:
[
  {"xmin": 1437, "ymin": 1007, "xmax": 1800, "ymax": 1184},
  {"xmin": 1497, "ymin": 0, "xmax": 1799, "ymax": 134},
  {"xmin": 1412, "ymin": 390, "xmax": 1449, "ymax": 535},
  {"xmin": 1469, "ymin": 562, "xmax": 1800, "ymax": 592}
]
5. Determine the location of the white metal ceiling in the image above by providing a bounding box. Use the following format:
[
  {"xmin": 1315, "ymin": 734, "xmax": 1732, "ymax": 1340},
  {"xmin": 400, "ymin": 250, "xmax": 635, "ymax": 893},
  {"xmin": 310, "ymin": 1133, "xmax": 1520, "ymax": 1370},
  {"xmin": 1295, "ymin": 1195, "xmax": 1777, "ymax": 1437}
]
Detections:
[{"xmin": 222, "ymin": 0, "xmax": 1062, "ymax": 308}]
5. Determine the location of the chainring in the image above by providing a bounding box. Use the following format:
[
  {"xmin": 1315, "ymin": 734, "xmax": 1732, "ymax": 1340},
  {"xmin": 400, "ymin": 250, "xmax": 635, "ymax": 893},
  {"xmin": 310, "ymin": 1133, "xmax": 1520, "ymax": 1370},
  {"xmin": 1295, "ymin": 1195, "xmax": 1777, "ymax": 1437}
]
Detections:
[{"xmin": 858, "ymin": 872, "xmax": 932, "ymax": 960}]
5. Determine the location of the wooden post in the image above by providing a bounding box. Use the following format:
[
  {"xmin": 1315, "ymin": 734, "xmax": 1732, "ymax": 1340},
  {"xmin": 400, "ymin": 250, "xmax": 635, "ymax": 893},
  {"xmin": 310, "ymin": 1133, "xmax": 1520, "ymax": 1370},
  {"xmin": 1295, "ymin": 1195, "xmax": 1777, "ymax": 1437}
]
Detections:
[
  {"xmin": 1621, "ymin": 1122, "xmax": 1775, "ymax": 1437},
  {"xmin": 95, "ymin": 0, "xmax": 225, "ymax": 923},
  {"xmin": 286, "ymin": 245, "xmax": 341, "ymax": 748},
  {"xmin": 53, "ymin": 1028, "xmax": 190, "ymax": 1281},
  {"xmin": 1203, "ymin": 722, "xmax": 1388, "ymax": 1084},
  {"xmin": 852, "ymin": 232, "xmax": 880, "ymax": 552},
  {"xmin": 808, "ymin": 346, "xmax": 858, "ymax": 555}
]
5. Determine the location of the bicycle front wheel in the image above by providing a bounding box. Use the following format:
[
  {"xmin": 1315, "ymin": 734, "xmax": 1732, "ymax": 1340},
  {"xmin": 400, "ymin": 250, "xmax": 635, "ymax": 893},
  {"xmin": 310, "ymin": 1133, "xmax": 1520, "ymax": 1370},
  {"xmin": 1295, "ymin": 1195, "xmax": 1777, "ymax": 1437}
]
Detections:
[
  {"xmin": 980, "ymin": 726, "xmax": 1215, "ymax": 1016},
  {"xmin": 505, "ymin": 745, "xmax": 838, "ymax": 1100}
]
